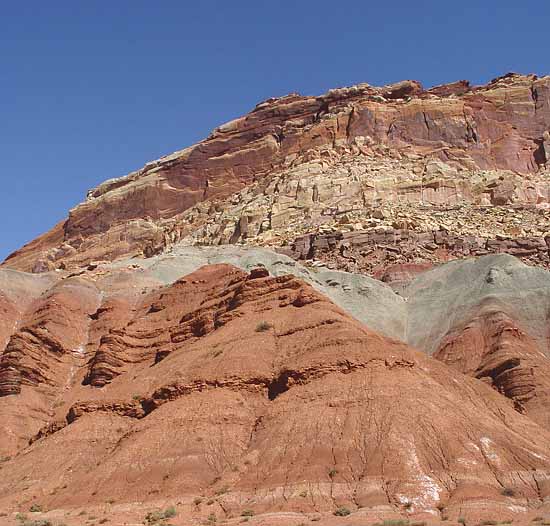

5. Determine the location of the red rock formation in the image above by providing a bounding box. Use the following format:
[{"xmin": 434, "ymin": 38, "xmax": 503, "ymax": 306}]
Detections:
[
  {"xmin": 1, "ymin": 264, "xmax": 550, "ymax": 525},
  {"xmin": 287, "ymin": 226, "xmax": 550, "ymax": 277},
  {"xmin": 435, "ymin": 310, "xmax": 550, "ymax": 431}
]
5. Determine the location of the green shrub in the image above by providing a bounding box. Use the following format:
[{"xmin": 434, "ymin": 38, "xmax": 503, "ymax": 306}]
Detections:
[
  {"xmin": 164, "ymin": 506, "xmax": 176, "ymax": 518},
  {"xmin": 255, "ymin": 321, "xmax": 272, "ymax": 332},
  {"xmin": 144, "ymin": 506, "xmax": 177, "ymax": 524},
  {"xmin": 333, "ymin": 506, "xmax": 351, "ymax": 516}
]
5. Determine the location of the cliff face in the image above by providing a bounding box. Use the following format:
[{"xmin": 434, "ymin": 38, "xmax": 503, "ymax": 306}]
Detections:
[
  {"xmin": 3, "ymin": 74, "xmax": 550, "ymax": 525},
  {"xmin": 4, "ymin": 73, "xmax": 550, "ymax": 273}
]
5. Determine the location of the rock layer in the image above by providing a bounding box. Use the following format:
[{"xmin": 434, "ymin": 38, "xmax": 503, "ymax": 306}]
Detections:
[
  {"xmin": 1, "ymin": 260, "xmax": 550, "ymax": 525},
  {"xmin": 3, "ymin": 73, "xmax": 550, "ymax": 273}
]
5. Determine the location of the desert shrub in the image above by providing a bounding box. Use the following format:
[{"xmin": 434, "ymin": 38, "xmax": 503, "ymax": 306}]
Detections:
[
  {"xmin": 193, "ymin": 497, "xmax": 203, "ymax": 505},
  {"xmin": 255, "ymin": 321, "xmax": 272, "ymax": 332},
  {"xmin": 333, "ymin": 506, "xmax": 351, "ymax": 516},
  {"xmin": 207, "ymin": 513, "xmax": 217, "ymax": 524},
  {"xmin": 501, "ymin": 487, "xmax": 515, "ymax": 497},
  {"xmin": 480, "ymin": 521, "xmax": 498, "ymax": 526},
  {"xmin": 458, "ymin": 518, "xmax": 466, "ymax": 525},
  {"xmin": 29, "ymin": 504, "xmax": 43, "ymax": 513},
  {"xmin": 241, "ymin": 509, "xmax": 254, "ymax": 517},
  {"xmin": 328, "ymin": 468, "xmax": 338, "ymax": 479},
  {"xmin": 381, "ymin": 521, "xmax": 409, "ymax": 526},
  {"xmin": 214, "ymin": 485, "xmax": 229, "ymax": 495},
  {"xmin": 144, "ymin": 506, "xmax": 177, "ymax": 524},
  {"xmin": 411, "ymin": 522, "xmax": 426, "ymax": 526}
]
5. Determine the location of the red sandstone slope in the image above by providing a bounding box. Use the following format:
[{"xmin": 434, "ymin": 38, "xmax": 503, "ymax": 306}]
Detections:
[
  {"xmin": 435, "ymin": 310, "xmax": 550, "ymax": 431},
  {"xmin": 1, "ymin": 264, "xmax": 550, "ymax": 524},
  {"xmin": 3, "ymin": 73, "xmax": 550, "ymax": 273}
]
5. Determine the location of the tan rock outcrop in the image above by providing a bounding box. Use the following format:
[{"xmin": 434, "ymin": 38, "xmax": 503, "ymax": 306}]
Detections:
[{"xmin": 4, "ymin": 73, "xmax": 550, "ymax": 273}]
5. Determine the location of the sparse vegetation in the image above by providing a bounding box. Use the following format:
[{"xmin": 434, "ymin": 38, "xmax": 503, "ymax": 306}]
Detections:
[
  {"xmin": 214, "ymin": 485, "xmax": 229, "ymax": 495},
  {"xmin": 207, "ymin": 513, "xmax": 217, "ymax": 524},
  {"xmin": 333, "ymin": 506, "xmax": 351, "ymax": 516},
  {"xmin": 144, "ymin": 506, "xmax": 177, "ymax": 524},
  {"xmin": 255, "ymin": 321, "xmax": 272, "ymax": 332},
  {"xmin": 373, "ymin": 520, "xmax": 410, "ymax": 526}
]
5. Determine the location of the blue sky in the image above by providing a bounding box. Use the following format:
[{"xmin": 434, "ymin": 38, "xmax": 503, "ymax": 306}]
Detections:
[{"xmin": 1, "ymin": 1, "xmax": 549, "ymax": 261}]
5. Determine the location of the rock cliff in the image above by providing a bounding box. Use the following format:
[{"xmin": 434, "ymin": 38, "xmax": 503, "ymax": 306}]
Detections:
[
  {"xmin": 3, "ymin": 73, "xmax": 550, "ymax": 274},
  {"xmin": 3, "ymin": 73, "xmax": 550, "ymax": 525}
]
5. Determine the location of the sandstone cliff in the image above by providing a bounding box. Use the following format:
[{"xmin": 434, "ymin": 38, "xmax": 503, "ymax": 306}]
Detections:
[{"xmin": 3, "ymin": 73, "xmax": 550, "ymax": 274}]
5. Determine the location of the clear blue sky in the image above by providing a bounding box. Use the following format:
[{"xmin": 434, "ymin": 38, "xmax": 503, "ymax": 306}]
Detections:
[{"xmin": 1, "ymin": 1, "xmax": 548, "ymax": 261}]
